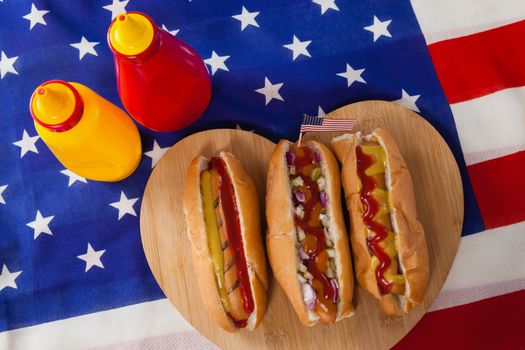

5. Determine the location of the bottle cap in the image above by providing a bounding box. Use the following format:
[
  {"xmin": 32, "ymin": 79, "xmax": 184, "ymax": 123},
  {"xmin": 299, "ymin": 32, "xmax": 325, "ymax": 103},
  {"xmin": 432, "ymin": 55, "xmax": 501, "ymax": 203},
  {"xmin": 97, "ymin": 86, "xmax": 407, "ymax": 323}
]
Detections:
[
  {"xmin": 108, "ymin": 12, "xmax": 155, "ymax": 56},
  {"xmin": 30, "ymin": 80, "xmax": 84, "ymax": 132}
]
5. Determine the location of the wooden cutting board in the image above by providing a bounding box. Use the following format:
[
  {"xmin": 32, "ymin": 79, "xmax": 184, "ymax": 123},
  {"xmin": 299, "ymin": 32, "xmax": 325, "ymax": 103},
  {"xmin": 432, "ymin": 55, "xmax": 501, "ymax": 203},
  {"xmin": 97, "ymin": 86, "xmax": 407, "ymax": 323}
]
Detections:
[{"xmin": 139, "ymin": 100, "xmax": 464, "ymax": 350}]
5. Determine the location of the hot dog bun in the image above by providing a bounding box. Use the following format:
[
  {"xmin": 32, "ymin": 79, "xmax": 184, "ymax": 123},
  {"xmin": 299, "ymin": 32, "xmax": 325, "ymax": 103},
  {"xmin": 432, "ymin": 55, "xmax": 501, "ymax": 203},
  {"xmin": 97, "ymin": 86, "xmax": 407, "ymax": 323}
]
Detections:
[
  {"xmin": 332, "ymin": 128, "xmax": 429, "ymax": 316},
  {"xmin": 182, "ymin": 152, "xmax": 268, "ymax": 332},
  {"xmin": 266, "ymin": 139, "xmax": 354, "ymax": 326}
]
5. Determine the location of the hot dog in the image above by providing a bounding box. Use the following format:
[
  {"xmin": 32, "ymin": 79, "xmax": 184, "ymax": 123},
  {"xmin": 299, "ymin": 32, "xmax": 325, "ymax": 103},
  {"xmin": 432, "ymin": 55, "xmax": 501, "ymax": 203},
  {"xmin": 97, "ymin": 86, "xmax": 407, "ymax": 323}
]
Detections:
[
  {"xmin": 182, "ymin": 152, "xmax": 268, "ymax": 332},
  {"xmin": 266, "ymin": 140, "xmax": 354, "ymax": 326},
  {"xmin": 331, "ymin": 128, "xmax": 429, "ymax": 315}
]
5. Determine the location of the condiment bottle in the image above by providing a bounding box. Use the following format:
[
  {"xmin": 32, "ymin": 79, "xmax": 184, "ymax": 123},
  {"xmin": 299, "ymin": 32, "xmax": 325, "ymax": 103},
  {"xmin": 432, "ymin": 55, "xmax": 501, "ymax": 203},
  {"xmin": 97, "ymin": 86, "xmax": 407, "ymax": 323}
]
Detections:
[
  {"xmin": 107, "ymin": 12, "xmax": 211, "ymax": 132},
  {"xmin": 30, "ymin": 80, "xmax": 142, "ymax": 182}
]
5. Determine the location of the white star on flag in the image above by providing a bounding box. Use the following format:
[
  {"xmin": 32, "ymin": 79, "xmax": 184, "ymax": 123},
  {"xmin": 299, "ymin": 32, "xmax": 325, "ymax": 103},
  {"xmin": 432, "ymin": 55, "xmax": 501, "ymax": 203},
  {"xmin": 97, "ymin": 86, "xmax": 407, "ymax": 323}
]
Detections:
[
  {"xmin": 0, "ymin": 264, "xmax": 22, "ymax": 292},
  {"xmin": 312, "ymin": 0, "xmax": 339, "ymax": 15},
  {"xmin": 364, "ymin": 16, "xmax": 392, "ymax": 42},
  {"xmin": 0, "ymin": 51, "xmax": 19, "ymax": 79},
  {"xmin": 316, "ymin": 106, "xmax": 326, "ymax": 117},
  {"xmin": 103, "ymin": 0, "xmax": 129, "ymax": 21},
  {"xmin": 337, "ymin": 63, "xmax": 366, "ymax": 87},
  {"xmin": 110, "ymin": 191, "xmax": 139, "ymax": 220},
  {"xmin": 0, "ymin": 185, "xmax": 7, "ymax": 205},
  {"xmin": 23, "ymin": 3, "xmax": 49, "ymax": 30},
  {"xmin": 144, "ymin": 140, "xmax": 169, "ymax": 169},
  {"xmin": 60, "ymin": 169, "xmax": 87, "ymax": 187},
  {"xmin": 13, "ymin": 130, "xmax": 39, "ymax": 158},
  {"xmin": 393, "ymin": 89, "xmax": 421, "ymax": 113},
  {"xmin": 27, "ymin": 210, "xmax": 54, "ymax": 240},
  {"xmin": 70, "ymin": 37, "xmax": 99, "ymax": 60},
  {"xmin": 77, "ymin": 243, "xmax": 106, "ymax": 272},
  {"xmin": 283, "ymin": 35, "xmax": 312, "ymax": 60},
  {"xmin": 232, "ymin": 7, "xmax": 260, "ymax": 31},
  {"xmin": 255, "ymin": 77, "xmax": 284, "ymax": 105},
  {"xmin": 161, "ymin": 24, "xmax": 179, "ymax": 36},
  {"xmin": 204, "ymin": 51, "xmax": 230, "ymax": 75}
]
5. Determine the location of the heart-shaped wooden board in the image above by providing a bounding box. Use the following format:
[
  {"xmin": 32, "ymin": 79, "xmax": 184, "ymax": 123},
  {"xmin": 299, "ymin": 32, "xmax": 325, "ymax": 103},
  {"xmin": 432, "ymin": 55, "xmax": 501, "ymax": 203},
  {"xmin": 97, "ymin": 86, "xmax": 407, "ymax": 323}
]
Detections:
[{"xmin": 140, "ymin": 101, "xmax": 464, "ymax": 349}]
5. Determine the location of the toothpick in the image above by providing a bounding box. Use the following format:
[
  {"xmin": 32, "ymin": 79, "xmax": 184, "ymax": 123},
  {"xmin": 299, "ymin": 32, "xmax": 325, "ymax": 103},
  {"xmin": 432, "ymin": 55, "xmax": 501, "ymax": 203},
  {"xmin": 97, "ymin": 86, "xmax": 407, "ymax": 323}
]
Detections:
[{"xmin": 297, "ymin": 131, "xmax": 304, "ymax": 147}]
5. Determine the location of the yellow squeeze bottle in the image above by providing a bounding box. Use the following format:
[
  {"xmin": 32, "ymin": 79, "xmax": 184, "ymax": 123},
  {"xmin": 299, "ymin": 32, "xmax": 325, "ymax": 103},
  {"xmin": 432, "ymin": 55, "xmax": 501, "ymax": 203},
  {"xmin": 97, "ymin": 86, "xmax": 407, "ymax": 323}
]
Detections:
[{"xmin": 30, "ymin": 80, "xmax": 142, "ymax": 182}]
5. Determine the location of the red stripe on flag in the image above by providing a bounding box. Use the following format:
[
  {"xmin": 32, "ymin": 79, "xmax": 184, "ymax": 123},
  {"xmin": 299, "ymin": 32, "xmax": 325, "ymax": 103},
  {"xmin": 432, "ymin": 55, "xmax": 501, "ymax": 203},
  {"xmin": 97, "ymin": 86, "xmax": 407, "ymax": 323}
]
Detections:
[
  {"xmin": 393, "ymin": 290, "xmax": 525, "ymax": 350},
  {"xmin": 467, "ymin": 151, "xmax": 525, "ymax": 229},
  {"xmin": 428, "ymin": 20, "xmax": 525, "ymax": 104}
]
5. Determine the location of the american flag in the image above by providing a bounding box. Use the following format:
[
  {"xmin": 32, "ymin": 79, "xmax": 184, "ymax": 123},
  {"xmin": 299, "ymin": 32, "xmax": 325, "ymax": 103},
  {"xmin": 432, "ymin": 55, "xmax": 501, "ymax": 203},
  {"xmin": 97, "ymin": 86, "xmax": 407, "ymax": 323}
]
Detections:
[
  {"xmin": 0, "ymin": 0, "xmax": 524, "ymax": 349},
  {"xmin": 299, "ymin": 115, "xmax": 356, "ymax": 133}
]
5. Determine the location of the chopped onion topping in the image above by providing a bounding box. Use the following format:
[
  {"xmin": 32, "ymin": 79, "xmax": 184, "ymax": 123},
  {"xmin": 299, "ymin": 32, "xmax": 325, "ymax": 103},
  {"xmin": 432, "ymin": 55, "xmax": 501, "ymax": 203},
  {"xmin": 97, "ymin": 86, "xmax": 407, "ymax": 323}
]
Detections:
[
  {"xmin": 317, "ymin": 176, "xmax": 326, "ymax": 191},
  {"xmin": 298, "ymin": 263, "xmax": 308, "ymax": 273},
  {"xmin": 314, "ymin": 151, "xmax": 322, "ymax": 163},
  {"xmin": 297, "ymin": 227, "xmax": 306, "ymax": 241},
  {"xmin": 307, "ymin": 310, "xmax": 318, "ymax": 319},
  {"xmin": 304, "ymin": 271, "xmax": 313, "ymax": 280},
  {"xmin": 286, "ymin": 151, "xmax": 296, "ymax": 166},
  {"xmin": 320, "ymin": 213, "xmax": 330, "ymax": 228},
  {"xmin": 294, "ymin": 205, "xmax": 305, "ymax": 219},
  {"xmin": 297, "ymin": 274, "xmax": 307, "ymax": 284},
  {"xmin": 294, "ymin": 190, "xmax": 305, "ymax": 203},
  {"xmin": 292, "ymin": 176, "xmax": 304, "ymax": 187},
  {"xmin": 299, "ymin": 247, "xmax": 309, "ymax": 259},
  {"xmin": 302, "ymin": 283, "xmax": 317, "ymax": 310},
  {"xmin": 295, "ymin": 205, "xmax": 304, "ymax": 219},
  {"xmin": 330, "ymin": 279, "xmax": 339, "ymax": 303},
  {"xmin": 320, "ymin": 192, "xmax": 328, "ymax": 207}
]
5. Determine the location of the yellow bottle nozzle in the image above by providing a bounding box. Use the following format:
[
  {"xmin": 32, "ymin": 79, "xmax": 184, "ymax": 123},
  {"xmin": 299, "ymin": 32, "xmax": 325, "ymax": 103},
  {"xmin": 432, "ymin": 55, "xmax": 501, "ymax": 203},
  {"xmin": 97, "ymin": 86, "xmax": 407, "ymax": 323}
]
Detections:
[
  {"xmin": 30, "ymin": 80, "xmax": 83, "ymax": 132},
  {"xmin": 109, "ymin": 12, "xmax": 155, "ymax": 56}
]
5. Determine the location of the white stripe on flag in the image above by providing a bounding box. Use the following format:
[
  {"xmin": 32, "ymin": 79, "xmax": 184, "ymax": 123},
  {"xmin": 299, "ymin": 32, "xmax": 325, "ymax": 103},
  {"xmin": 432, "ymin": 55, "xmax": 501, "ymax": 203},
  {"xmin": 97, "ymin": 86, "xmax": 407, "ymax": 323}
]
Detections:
[
  {"xmin": 0, "ymin": 299, "xmax": 193, "ymax": 350},
  {"xmin": 411, "ymin": 0, "xmax": 525, "ymax": 44},
  {"xmin": 429, "ymin": 278, "xmax": 525, "ymax": 312},
  {"xmin": 462, "ymin": 144, "xmax": 525, "ymax": 166},
  {"xmin": 450, "ymin": 86, "xmax": 525, "ymax": 165},
  {"xmin": 95, "ymin": 331, "xmax": 216, "ymax": 350},
  {"xmin": 428, "ymin": 221, "xmax": 525, "ymax": 310}
]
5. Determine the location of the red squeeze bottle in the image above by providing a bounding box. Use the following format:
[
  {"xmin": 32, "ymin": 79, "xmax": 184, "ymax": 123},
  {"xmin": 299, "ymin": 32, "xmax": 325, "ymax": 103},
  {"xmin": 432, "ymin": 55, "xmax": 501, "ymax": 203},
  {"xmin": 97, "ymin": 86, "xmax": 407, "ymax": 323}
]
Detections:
[{"xmin": 107, "ymin": 12, "xmax": 211, "ymax": 132}]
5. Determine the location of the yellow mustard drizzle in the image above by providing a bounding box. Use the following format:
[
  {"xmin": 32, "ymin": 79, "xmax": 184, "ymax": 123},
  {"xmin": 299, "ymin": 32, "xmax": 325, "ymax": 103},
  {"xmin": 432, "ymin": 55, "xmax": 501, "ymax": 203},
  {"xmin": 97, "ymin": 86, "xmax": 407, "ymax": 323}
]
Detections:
[
  {"xmin": 362, "ymin": 145, "xmax": 386, "ymax": 176},
  {"xmin": 383, "ymin": 232, "xmax": 398, "ymax": 258},
  {"xmin": 359, "ymin": 144, "xmax": 405, "ymax": 286},
  {"xmin": 200, "ymin": 170, "xmax": 231, "ymax": 312},
  {"xmin": 385, "ymin": 273, "xmax": 406, "ymax": 285}
]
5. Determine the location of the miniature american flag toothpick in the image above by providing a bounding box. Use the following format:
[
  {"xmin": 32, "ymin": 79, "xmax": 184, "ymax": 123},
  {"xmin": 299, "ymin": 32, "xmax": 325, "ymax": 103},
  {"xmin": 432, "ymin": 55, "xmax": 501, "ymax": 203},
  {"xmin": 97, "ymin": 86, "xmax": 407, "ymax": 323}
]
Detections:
[{"xmin": 297, "ymin": 114, "xmax": 356, "ymax": 146}]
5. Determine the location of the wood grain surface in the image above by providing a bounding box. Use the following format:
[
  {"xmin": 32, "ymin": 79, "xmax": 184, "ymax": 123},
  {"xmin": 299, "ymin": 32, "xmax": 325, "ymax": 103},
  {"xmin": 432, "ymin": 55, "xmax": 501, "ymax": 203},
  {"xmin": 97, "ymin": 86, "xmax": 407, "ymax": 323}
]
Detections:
[{"xmin": 140, "ymin": 101, "xmax": 464, "ymax": 350}]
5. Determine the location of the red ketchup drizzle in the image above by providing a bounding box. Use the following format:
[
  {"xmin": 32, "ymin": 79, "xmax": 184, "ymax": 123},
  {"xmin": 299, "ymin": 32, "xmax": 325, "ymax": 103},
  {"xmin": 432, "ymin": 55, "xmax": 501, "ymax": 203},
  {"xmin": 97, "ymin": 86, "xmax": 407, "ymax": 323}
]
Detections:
[
  {"xmin": 210, "ymin": 157, "xmax": 254, "ymax": 327},
  {"xmin": 355, "ymin": 146, "xmax": 393, "ymax": 295},
  {"xmin": 291, "ymin": 147, "xmax": 337, "ymax": 304},
  {"xmin": 231, "ymin": 318, "xmax": 247, "ymax": 328},
  {"xmin": 297, "ymin": 222, "xmax": 336, "ymax": 302}
]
